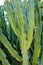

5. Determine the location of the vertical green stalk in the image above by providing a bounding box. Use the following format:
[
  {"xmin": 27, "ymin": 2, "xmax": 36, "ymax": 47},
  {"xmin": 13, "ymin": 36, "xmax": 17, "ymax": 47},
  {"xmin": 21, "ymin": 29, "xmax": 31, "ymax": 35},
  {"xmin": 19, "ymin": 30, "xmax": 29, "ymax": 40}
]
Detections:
[
  {"xmin": 20, "ymin": 0, "xmax": 35, "ymax": 65},
  {"xmin": 20, "ymin": 33, "xmax": 29, "ymax": 65},
  {"xmin": 41, "ymin": 53, "xmax": 43, "ymax": 65},
  {"xmin": 32, "ymin": 2, "xmax": 41, "ymax": 65},
  {"xmin": 22, "ymin": 49, "xmax": 28, "ymax": 65},
  {"xmin": 26, "ymin": 0, "xmax": 35, "ymax": 50}
]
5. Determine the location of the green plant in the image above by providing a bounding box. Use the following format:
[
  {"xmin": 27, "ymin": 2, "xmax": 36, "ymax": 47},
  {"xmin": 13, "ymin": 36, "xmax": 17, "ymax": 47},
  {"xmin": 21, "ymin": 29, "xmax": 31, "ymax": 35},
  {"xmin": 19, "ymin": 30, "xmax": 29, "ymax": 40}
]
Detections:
[{"xmin": 0, "ymin": 0, "xmax": 42, "ymax": 65}]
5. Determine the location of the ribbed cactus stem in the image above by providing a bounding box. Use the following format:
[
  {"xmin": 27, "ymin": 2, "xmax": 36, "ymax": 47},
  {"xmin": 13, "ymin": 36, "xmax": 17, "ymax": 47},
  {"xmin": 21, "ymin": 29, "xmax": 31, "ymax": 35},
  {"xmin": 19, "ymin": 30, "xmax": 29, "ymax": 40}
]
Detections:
[
  {"xmin": 20, "ymin": 33, "xmax": 29, "ymax": 65},
  {"xmin": 32, "ymin": 2, "xmax": 41, "ymax": 65},
  {"xmin": 22, "ymin": 49, "xmax": 28, "ymax": 65},
  {"xmin": 26, "ymin": 0, "xmax": 35, "ymax": 50}
]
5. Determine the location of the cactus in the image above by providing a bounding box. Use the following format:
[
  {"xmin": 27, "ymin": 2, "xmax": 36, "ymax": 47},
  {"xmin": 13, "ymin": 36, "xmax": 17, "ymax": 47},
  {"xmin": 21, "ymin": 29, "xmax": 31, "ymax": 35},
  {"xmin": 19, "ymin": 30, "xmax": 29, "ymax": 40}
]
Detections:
[
  {"xmin": 0, "ymin": 0, "xmax": 42, "ymax": 65},
  {"xmin": 32, "ymin": 2, "xmax": 41, "ymax": 65}
]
